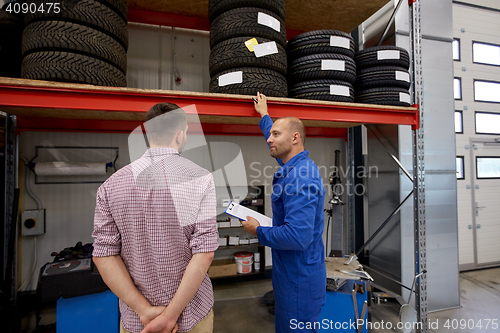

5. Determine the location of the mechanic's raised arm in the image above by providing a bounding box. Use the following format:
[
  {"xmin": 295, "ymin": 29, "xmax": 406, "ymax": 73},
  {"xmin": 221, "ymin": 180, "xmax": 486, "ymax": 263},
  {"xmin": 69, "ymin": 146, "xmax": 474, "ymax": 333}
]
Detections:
[
  {"xmin": 254, "ymin": 92, "xmax": 283, "ymax": 166},
  {"xmin": 254, "ymin": 92, "xmax": 272, "ymax": 141}
]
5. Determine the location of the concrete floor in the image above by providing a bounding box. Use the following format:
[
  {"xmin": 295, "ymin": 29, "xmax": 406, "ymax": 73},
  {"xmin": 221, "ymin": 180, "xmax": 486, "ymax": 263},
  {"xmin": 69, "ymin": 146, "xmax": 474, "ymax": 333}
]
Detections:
[
  {"xmin": 21, "ymin": 267, "xmax": 500, "ymax": 332},
  {"xmin": 213, "ymin": 279, "xmax": 275, "ymax": 333},
  {"xmin": 213, "ymin": 267, "xmax": 500, "ymax": 333},
  {"xmin": 428, "ymin": 268, "xmax": 500, "ymax": 333}
]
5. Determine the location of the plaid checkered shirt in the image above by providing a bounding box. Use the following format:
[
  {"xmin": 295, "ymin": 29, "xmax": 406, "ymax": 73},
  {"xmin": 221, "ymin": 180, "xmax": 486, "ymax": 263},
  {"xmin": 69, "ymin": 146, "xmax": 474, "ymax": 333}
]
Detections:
[{"xmin": 92, "ymin": 147, "xmax": 218, "ymax": 333}]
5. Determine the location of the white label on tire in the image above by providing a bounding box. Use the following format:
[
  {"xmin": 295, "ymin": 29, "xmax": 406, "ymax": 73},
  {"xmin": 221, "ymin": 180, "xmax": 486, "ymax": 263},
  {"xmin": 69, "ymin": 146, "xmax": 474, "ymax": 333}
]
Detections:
[
  {"xmin": 253, "ymin": 41, "xmax": 279, "ymax": 58},
  {"xmin": 377, "ymin": 50, "xmax": 400, "ymax": 60},
  {"xmin": 258, "ymin": 13, "xmax": 280, "ymax": 32},
  {"xmin": 321, "ymin": 60, "xmax": 345, "ymax": 71},
  {"xmin": 330, "ymin": 36, "xmax": 350, "ymax": 49},
  {"xmin": 218, "ymin": 71, "xmax": 243, "ymax": 87},
  {"xmin": 330, "ymin": 85, "xmax": 350, "ymax": 97},
  {"xmin": 396, "ymin": 71, "xmax": 410, "ymax": 82},
  {"xmin": 399, "ymin": 92, "xmax": 411, "ymax": 104}
]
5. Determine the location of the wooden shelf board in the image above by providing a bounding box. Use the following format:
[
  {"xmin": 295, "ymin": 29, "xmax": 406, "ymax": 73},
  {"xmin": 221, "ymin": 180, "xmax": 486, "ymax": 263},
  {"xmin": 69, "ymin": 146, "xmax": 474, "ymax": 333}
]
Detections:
[{"xmin": 127, "ymin": 0, "xmax": 391, "ymax": 34}]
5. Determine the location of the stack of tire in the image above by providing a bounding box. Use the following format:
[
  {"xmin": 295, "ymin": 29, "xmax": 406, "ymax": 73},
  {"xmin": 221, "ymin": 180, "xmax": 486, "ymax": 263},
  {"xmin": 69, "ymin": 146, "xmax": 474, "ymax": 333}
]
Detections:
[
  {"xmin": 354, "ymin": 46, "xmax": 411, "ymax": 107},
  {"xmin": 208, "ymin": 0, "xmax": 288, "ymax": 97},
  {"xmin": 21, "ymin": 0, "xmax": 128, "ymax": 87},
  {"xmin": 0, "ymin": 7, "xmax": 23, "ymax": 78},
  {"xmin": 287, "ymin": 30, "xmax": 356, "ymax": 102}
]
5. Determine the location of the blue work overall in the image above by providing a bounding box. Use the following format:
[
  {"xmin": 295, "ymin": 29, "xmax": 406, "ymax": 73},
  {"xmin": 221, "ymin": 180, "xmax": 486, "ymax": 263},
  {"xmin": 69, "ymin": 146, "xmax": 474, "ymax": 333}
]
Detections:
[{"xmin": 256, "ymin": 115, "xmax": 327, "ymax": 332}]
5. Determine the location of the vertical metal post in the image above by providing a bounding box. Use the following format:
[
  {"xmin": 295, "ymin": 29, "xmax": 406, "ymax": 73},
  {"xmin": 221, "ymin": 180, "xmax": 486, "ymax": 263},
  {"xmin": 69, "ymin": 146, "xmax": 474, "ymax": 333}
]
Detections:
[
  {"xmin": 3, "ymin": 114, "xmax": 18, "ymax": 333},
  {"xmin": 409, "ymin": 0, "xmax": 428, "ymax": 332},
  {"xmin": 347, "ymin": 128, "xmax": 356, "ymax": 253},
  {"xmin": 3, "ymin": 115, "xmax": 16, "ymax": 282}
]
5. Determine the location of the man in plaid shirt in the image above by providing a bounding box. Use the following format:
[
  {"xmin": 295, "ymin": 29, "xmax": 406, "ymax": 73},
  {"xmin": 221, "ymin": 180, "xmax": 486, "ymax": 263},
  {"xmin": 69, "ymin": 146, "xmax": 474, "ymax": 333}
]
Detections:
[{"xmin": 92, "ymin": 103, "xmax": 219, "ymax": 333}]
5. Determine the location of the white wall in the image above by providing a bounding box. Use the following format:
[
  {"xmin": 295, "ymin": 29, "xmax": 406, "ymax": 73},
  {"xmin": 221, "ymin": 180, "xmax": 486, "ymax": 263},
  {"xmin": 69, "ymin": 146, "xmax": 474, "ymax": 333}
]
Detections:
[
  {"xmin": 127, "ymin": 23, "xmax": 211, "ymax": 92},
  {"xmin": 18, "ymin": 132, "xmax": 126, "ymax": 291},
  {"xmin": 453, "ymin": 1, "xmax": 500, "ymax": 269}
]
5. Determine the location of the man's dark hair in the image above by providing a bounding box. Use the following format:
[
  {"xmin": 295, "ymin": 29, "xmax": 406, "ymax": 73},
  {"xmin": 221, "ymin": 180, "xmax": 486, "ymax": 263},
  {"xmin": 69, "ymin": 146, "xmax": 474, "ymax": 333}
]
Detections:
[
  {"xmin": 145, "ymin": 102, "xmax": 187, "ymax": 145},
  {"xmin": 146, "ymin": 102, "xmax": 184, "ymax": 121}
]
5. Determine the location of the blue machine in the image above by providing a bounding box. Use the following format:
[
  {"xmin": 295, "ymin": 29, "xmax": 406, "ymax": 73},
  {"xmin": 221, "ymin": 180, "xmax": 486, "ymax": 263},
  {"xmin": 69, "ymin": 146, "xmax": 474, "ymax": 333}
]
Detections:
[
  {"xmin": 57, "ymin": 290, "xmax": 119, "ymax": 333},
  {"xmin": 318, "ymin": 280, "xmax": 368, "ymax": 332}
]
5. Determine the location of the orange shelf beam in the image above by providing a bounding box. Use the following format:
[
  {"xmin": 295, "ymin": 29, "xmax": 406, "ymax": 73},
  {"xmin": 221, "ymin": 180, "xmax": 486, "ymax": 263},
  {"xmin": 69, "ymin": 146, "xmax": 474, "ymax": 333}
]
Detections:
[
  {"xmin": 14, "ymin": 117, "xmax": 348, "ymax": 139},
  {"xmin": 0, "ymin": 78, "xmax": 419, "ymax": 137}
]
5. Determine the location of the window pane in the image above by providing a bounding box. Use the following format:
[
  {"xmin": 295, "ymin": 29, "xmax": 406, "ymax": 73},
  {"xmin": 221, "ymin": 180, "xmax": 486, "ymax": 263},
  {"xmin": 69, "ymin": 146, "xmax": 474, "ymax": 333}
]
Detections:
[
  {"xmin": 454, "ymin": 78, "xmax": 461, "ymax": 99},
  {"xmin": 455, "ymin": 111, "xmax": 463, "ymax": 133},
  {"xmin": 456, "ymin": 157, "xmax": 464, "ymax": 179},
  {"xmin": 474, "ymin": 81, "xmax": 500, "ymax": 102},
  {"xmin": 453, "ymin": 39, "xmax": 460, "ymax": 60},
  {"xmin": 473, "ymin": 42, "xmax": 500, "ymax": 65},
  {"xmin": 477, "ymin": 157, "xmax": 500, "ymax": 179},
  {"xmin": 476, "ymin": 112, "xmax": 500, "ymax": 134}
]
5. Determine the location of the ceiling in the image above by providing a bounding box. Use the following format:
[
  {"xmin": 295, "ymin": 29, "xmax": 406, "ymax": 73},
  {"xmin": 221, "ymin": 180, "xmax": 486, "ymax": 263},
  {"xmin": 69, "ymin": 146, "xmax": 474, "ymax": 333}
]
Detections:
[{"xmin": 127, "ymin": 0, "xmax": 392, "ymax": 33}]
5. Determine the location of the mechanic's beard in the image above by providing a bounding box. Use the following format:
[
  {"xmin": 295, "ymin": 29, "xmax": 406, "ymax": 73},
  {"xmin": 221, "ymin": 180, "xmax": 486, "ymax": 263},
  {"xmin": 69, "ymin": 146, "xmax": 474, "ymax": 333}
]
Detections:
[{"xmin": 270, "ymin": 145, "xmax": 288, "ymax": 159}]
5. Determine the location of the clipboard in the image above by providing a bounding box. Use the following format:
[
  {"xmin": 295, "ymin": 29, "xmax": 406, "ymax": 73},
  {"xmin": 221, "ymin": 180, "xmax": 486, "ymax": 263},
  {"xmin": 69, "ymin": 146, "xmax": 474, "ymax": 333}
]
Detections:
[{"xmin": 224, "ymin": 201, "xmax": 272, "ymax": 227}]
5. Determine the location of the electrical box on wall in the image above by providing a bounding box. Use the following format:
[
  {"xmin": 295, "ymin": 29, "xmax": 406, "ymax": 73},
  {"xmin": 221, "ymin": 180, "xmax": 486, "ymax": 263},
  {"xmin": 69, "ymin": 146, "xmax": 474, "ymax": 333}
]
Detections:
[{"xmin": 21, "ymin": 209, "xmax": 45, "ymax": 236}]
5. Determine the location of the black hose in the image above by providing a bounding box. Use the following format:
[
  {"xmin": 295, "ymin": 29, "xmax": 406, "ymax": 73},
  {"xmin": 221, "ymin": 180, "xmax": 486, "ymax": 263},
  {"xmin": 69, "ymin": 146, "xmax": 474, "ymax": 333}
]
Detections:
[{"xmin": 325, "ymin": 214, "xmax": 331, "ymax": 257}]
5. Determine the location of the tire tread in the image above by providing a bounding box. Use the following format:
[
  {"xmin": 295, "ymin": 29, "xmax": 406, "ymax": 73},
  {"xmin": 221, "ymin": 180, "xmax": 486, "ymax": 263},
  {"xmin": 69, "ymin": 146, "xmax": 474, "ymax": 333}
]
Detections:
[
  {"xmin": 210, "ymin": 7, "xmax": 286, "ymax": 49},
  {"xmin": 355, "ymin": 46, "xmax": 409, "ymax": 70},
  {"xmin": 289, "ymin": 79, "xmax": 354, "ymax": 102},
  {"xmin": 210, "ymin": 67, "xmax": 287, "ymax": 97},
  {"xmin": 209, "ymin": 0, "xmax": 285, "ymax": 23},
  {"xmin": 289, "ymin": 53, "xmax": 356, "ymax": 84},
  {"xmin": 24, "ymin": 0, "xmax": 128, "ymax": 50},
  {"xmin": 21, "ymin": 51, "xmax": 126, "ymax": 87},
  {"xmin": 287, "ymin": 30, "xmax": 355, "ymax": 60},
  {"xmin": 22, "ymin": 20, "xmax": 127, "ymax": 73},
  {"xmin": 210, "ymin": 36, "xmax": 286, "ymax": 76}
]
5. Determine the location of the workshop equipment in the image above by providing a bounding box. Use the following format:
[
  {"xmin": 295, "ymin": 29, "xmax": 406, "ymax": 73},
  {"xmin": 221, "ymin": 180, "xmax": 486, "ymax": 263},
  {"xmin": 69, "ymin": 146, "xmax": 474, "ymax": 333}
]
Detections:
[
  {"xmin": 57, "ymin": 290, "xmax": 119, "ymax": 333},
  {"xmin": 37, "ymin": 258, "xmax": 108, "ymax": 303},
  {"xmin": 399, "ymin": 270, "xmax": 426, "ymax": 333},
  {"xmin": 320, "ymin": 256, "xmax": 371, "ymax": 332}
]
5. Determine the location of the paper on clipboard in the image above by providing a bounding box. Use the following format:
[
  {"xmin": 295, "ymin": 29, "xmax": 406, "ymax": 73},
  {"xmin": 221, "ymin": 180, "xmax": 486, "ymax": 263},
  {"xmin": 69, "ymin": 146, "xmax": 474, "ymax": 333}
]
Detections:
[{"xmin": 224, "ymin": 201, "xmax": 272, "ymax": 227}]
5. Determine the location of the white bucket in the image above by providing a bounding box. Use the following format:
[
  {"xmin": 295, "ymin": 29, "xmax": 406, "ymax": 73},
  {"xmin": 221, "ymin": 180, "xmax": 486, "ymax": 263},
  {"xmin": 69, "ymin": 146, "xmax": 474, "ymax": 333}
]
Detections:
[{"xmin": 234, "ymin": 252, "xmax": 253, "ymax": 274}]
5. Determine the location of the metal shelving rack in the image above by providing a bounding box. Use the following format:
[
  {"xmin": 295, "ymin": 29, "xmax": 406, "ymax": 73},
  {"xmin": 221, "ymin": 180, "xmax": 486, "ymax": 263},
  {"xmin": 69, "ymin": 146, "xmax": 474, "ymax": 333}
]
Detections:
[
  {"xmin": 0, "ymin": 0, "xmax": 427, "ymax": 331},
  {"xmin": 409, "ymin": 0, "xmax": 428, "ymax": 331}
]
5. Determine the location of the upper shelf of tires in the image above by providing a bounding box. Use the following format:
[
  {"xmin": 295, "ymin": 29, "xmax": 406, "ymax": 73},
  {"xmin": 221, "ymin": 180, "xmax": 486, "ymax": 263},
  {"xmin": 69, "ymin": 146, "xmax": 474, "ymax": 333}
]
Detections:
[
  {"xmin": 354, "ymin": 46, "xmax": 411, "ymax": 107},
  {"xmin": 287, "ymin": 30, "xmax": 356, "ymax": 103},
  {"xmin": 208, "ymin": 0, "xmax": 288, "ymax": 97},
  {"xmin": 20, "ymin": 0, "xmax": 128, "ymax": 87},
  {"xmin": 206, "ymin": 0, "xmax": 412, "ymax": 107}
]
